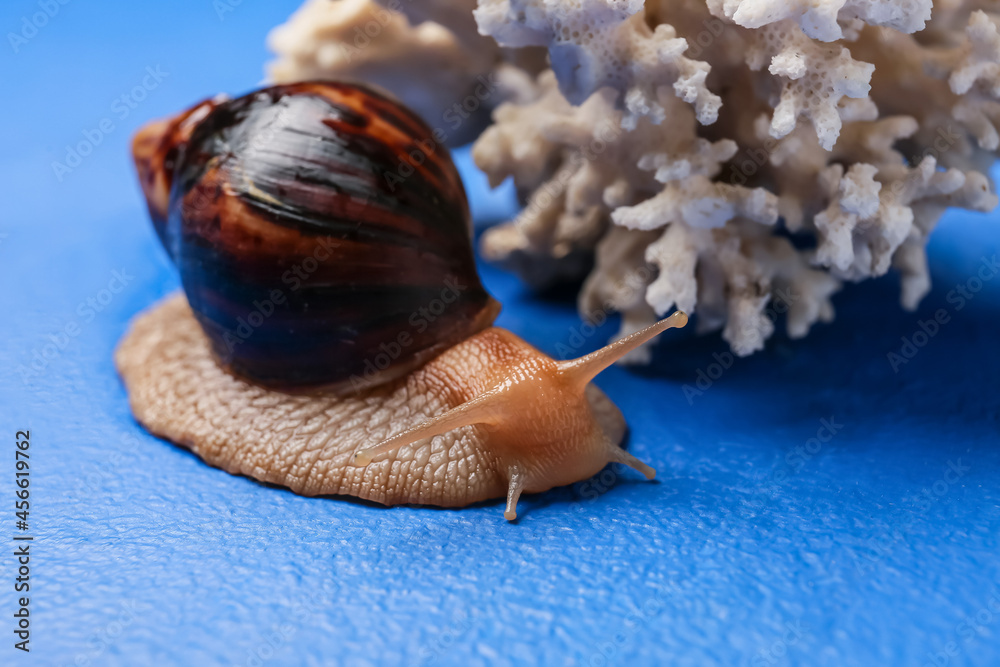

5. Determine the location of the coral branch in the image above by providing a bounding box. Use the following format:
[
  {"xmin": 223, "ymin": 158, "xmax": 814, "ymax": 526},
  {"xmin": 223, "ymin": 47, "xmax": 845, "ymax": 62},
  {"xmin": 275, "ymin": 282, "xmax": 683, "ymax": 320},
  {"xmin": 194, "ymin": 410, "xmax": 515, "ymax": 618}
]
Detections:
[
  {"xmin": 475, "ymin": 0, "xmax": 722, "ymax": 126},
  {"xmin": 267, "ymin": 0, "xmax": 1000, "ymax": 360}
]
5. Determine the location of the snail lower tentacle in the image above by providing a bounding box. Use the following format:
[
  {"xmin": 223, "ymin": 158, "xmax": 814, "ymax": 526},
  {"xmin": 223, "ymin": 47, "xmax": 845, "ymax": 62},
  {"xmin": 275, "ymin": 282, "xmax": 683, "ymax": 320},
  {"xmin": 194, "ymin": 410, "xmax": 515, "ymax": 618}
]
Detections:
[{"xmin": 121, "ymin": 81, "xmax": 688, "ymax": 520}]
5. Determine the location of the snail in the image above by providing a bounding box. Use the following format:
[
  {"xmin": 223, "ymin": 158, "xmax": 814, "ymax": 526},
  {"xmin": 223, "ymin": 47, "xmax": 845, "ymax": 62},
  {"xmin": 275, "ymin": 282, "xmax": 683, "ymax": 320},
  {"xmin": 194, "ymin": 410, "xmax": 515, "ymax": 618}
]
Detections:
[{"xmin": 118, "ymin": 81, "xmax": 688, "ymax": 520}]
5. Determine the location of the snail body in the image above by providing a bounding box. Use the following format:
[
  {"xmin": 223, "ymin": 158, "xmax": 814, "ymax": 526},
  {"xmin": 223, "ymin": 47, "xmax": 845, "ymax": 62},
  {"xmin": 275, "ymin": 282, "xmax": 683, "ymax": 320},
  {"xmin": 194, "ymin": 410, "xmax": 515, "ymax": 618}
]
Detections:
[{"xmin": 121, "ymin": 82, "xmax": 687, "ymax": 520}]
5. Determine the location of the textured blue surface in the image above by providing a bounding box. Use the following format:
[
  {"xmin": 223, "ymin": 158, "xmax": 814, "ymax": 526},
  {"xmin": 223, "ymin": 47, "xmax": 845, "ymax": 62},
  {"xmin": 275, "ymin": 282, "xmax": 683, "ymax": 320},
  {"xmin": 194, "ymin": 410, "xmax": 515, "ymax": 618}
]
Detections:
[{"xmin": 2, "ymin": 2, "xmax": 1000, "ymax": 665}]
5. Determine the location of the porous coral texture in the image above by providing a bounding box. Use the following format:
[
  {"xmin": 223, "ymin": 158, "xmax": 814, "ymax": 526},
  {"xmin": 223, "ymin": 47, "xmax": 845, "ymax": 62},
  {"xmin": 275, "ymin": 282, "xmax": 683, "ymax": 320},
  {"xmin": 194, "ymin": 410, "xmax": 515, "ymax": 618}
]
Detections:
[
  {"xmin": 474, "ymin": 0, "xmax": 999, "ymax": 357},
  {"xmin": 266, "ymin": 0, "xmax": 1000, "ymax": 359},
  {"xmin": 476, "ymin": 0, "xmax": 722, "ymax": 127}
]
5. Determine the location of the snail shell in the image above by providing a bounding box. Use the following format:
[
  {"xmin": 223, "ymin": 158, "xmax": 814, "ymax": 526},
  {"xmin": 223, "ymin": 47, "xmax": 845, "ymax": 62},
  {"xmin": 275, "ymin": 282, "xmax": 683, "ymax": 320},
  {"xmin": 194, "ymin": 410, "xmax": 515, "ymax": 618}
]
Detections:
[
  {"xmin": 123, "ymin": 82, "xmax": 689, "ymax": 520},
  {"xmin": 132, "ymin": 82, "xmax": 498, "ymax": 389}
]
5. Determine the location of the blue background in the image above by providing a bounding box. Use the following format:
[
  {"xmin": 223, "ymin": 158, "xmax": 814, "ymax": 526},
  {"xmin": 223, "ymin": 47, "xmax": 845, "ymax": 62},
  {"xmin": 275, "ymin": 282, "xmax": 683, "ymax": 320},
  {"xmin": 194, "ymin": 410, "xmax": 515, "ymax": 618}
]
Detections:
[{"xmin": 1, "ymin": 1, "xmax": 999, "ymax": 665}]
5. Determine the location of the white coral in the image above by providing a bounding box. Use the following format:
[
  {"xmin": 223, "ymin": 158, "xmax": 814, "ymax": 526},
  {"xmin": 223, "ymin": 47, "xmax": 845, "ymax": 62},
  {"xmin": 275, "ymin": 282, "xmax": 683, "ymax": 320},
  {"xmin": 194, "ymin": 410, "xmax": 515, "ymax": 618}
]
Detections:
[
  {"xmin": 266, "ymin": 0, "xmax": 1000, "ymax": 360},
  {"xmin": 612, "ymin": 175, "xmax": 778, "ymax": 230},
  {"xmin": 949, "ymin": 11, "xmax": 1000, "ymax": 96},
  {"xmin": 475, "ymin": 0, "xmax": 722, "ymax": 126},
  {"xmin": 747, "ymin": 20, "xmax": 875, "ymax": 149},
  {"xmin": 470, "ymin": 0, "xmax": 999, "ymax": 357},
  {"xmin": 266, "ymin": 0, "xmax": 501, "ymax": 141},
  {"xmin": 710, "ymin": 0, "xmax": 932, "ymax": 42}
]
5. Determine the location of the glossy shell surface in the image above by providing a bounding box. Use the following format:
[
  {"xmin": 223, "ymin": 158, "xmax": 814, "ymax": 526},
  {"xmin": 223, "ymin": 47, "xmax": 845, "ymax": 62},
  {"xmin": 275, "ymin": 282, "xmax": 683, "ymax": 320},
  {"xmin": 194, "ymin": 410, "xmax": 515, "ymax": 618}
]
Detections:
[{"xmin": 135, "ymin": 82, "xmax": 498, "ymax": 389}]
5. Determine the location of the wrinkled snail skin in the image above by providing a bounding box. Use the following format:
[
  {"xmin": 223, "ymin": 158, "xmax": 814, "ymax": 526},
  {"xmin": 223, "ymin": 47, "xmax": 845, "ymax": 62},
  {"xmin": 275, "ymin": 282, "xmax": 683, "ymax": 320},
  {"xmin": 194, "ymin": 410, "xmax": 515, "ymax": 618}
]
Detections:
[
  {"xmin": 348, "ymin": 312, "xmax": 689, "ymax": 519},
  {"xmin": 122, "ymin": 81, "xmax": 689, "ymax": 520},
  {"xmin": 116, "ymin": 295, "xmax": 686, "ymax": 519},
  {"xmin": 132, "ymin": 82, "xmax": 498, "ymax": 390}
]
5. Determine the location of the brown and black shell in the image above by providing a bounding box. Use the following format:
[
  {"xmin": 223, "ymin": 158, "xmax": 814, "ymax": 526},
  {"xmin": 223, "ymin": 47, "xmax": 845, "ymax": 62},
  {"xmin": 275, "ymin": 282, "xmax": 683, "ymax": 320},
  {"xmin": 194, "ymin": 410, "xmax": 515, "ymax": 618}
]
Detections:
[{"xmin": 131, "ymin": 82, "xmax": 499, "ymax": 390}]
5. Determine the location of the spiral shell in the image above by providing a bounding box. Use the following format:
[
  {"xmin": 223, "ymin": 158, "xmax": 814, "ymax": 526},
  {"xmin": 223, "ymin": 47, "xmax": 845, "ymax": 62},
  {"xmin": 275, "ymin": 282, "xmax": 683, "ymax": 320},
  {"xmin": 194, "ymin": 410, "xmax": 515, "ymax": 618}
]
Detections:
[{"xmin": 132, "ymin": 82, "xmax": 499, "ymax": 389}]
